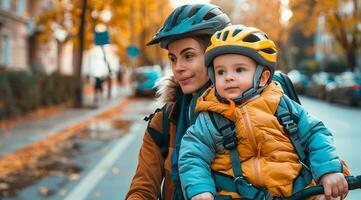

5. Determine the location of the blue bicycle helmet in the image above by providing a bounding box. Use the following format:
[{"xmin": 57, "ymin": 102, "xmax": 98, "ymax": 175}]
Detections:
[{"xmin": 147, "ymin": 4, "xmax": 231, "ymax": 49}]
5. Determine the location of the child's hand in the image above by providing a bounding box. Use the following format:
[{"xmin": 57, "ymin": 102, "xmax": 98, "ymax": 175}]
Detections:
[
  {"xmin": 191, "ymin": 192, "xmax": 214, "ymax": 200},
  {"xmin": 318, "ymin": 172, "xmax": 348, "ymax": 200},
  {"xmin": 315, "ymin": 195, "xmax": 343, "ymax": 200}
]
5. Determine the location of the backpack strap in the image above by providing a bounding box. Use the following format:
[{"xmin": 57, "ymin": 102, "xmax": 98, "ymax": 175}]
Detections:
[
  {"xmin": 144, "ymin": 104, "xmax": 171, "ymax": 159},
  {"xmin": 276, "ymin": 96, "xmax": 313, "ymax": 192},
  {"xmin": 209, "ymin": 112, "xmax": 272, "ymax": 200},
  {"xmin": 273, "ymin": 71, "xmax": 301, "ymax": 105}
]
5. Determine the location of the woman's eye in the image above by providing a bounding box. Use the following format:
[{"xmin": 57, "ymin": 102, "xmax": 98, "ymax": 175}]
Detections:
[
  {"xmin": 185, "ymin": 54, "xmax": 194, "ymax": 59},
  {"xmin": 168, "ymin": 57, "xmax": 176, "ymax": 63}
]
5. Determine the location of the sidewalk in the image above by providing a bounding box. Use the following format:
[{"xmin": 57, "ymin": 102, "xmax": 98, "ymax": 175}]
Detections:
[{"xmin": 0, "ymin": 86, "xmax": 132, "ymax": 158}]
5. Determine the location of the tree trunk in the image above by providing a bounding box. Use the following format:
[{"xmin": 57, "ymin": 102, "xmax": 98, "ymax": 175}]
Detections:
[
  {"xmin": 346, "ymin": 50, "xmax": 356, "ymax": 72},
  {"xmin": 74, "ymin": 0, "xmax": 87, "ymax": 107},
  {"xmin": 56, "ymin": 40, "xmax": 64, "ymax": 74}
]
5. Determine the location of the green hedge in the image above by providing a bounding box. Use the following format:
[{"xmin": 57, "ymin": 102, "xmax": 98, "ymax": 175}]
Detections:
[{"xmin": 0, "ymin": 71, "xmax": 75, "ymax": 120}]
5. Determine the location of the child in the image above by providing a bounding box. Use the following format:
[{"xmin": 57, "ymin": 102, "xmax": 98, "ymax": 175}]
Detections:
[{"xmin": 178, "ymin": 25, "xmax": 349, "ymax": 200}]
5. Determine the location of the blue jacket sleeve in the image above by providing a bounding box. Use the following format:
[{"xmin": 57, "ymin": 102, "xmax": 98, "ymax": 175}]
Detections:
[
  {"xmin": 178, "ymin": 112, "xmax": 219, "ymax": 199},
  {"xmin": 287, "ymin": 97, "xmax": 342, "ymax": 182}
]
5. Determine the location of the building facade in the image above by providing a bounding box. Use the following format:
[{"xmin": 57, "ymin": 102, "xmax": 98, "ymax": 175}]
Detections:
[
  {"xmin": 0, "ymin": 0, "xmax": 73, "ymax": 74},
  {"xmin": 0, "ymin": 0, "xmax": 28, "ymax": 70}
]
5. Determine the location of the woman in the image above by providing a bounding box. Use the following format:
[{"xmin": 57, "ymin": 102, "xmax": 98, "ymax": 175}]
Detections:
[{"xmin": 125, "ymin": 4, "xmax": 231, "ymax": 200}]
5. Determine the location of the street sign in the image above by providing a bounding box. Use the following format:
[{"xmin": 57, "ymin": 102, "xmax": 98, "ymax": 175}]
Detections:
[
  {"xmin": 126, "ymin": 45, "xmax": 140, "ymax": 59},
  {"xmin": 94, "ymin": 31, "xmax": 110, "ymax": 45}
]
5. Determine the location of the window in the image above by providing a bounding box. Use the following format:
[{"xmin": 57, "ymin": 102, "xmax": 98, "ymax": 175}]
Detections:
[
  {"xmin": 2, "ymin": 35, "xmax": 12, "ymax": 66},
  {"xmin": 16, "ymin": 0, "xmax": 26, "ymax": 15},
  {"xmin": 1, "ymin": 0, "xmax": 11, "ymax": 10}
]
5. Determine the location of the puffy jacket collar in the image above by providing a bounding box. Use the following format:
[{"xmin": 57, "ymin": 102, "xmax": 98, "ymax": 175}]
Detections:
[
  {"xmin": 155, "ymin": 75, "xmax": 212, "ymax": 124},
  {"xmin": 195, "ymin": 81, "xmax": 284, "ymax": 120},
  {"xmin": 155, "ymin": 75, "xmax": 185, "ymax": 124}
]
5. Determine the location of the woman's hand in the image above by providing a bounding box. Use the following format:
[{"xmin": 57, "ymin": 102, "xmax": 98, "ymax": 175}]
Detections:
[
  {"xmin": 191, "ymin": 192, "xmax": 214, "ymax": 200},
  {"xmin": 317, "ymin": 172, "xmax": 348, "ymax": 200}
]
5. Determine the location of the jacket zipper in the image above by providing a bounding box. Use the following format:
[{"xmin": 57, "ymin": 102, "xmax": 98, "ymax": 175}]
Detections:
[{"xmin": 241, "ymin": 106, "xmax": 264, "ymax": 187}]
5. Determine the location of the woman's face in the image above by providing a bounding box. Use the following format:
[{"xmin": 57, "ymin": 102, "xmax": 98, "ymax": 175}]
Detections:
[{"xmin": 167, "ymin": 38, "xmax": 209, "ymax": 94}]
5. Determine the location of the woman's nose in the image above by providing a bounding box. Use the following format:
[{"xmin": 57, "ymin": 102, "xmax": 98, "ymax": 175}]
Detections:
[{"xmin": 173, "ymin": 60, "xmax": 186, "ymax": 72}]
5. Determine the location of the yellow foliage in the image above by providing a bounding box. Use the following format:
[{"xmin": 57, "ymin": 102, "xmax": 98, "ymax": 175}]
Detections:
[
  {"xmin": 211, "ymin": 0, "xmax": 360, "ymax": 70},
  {"xmin": 35, "ymin": 0, "xmax": 172, "ymax": 67}
]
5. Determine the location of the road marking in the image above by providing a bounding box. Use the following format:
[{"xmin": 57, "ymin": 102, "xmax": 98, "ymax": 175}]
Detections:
[{"xmin": 64, "ymin": 122, "xmax": 143, "ymax": 200}]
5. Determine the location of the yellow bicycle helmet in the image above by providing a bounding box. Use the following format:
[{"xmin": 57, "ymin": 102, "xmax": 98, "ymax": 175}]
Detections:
[{"xmin": 205, "ymin": 25, "xmax": 278, "ymax": 102}]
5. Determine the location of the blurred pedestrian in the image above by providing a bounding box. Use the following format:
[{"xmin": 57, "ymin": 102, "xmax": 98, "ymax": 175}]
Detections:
[{"xmin": 94, "ymin": 76, "xmax": 104, "ymax": 104}]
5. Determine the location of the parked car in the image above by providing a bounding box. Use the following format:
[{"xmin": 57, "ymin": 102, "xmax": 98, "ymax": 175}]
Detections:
[
  {"xmin": 305, "ymin": 72, "xmax": 335, "ymax": 99},
  {"xmin": 287, "ymin": 70, "xmax": 310, "ymax": 94},
  {"xmin": 131, "ymin": 65, "xmax": 162, "ymax": 96},
  {"xmin": 325, "ymin": 71, "xmax": 361, "ymax": 106}
]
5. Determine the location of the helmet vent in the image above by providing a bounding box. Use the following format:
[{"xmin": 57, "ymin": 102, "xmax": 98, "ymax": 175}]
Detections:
[
  {"xmin": 243, "ymin": 34, "xmax": 260, "ymax": 43},
  {"xmin": 260, "ymin": 48, "xmax": 276, "ymax": 54},
  {"xmin": 173, "ymin": 5, "xmax": 186, "ymax": 27},
  {"xmin": 203, "ymin": 12, "xmax": 216, "ymax": 20},
  {"xmin": 232, "ymin": 28, "xmax": 243, "ymax": 37},
  {"xmin": 188, "ymin": 7, "xmax": 200, "ymax": 18},
  {"xmin": 215, "ymin": 31, "xmax": 221, "ymax": 39},
  {"xmin": 222, "ymin": 30, "xmax": 229, "ymax": 41}
]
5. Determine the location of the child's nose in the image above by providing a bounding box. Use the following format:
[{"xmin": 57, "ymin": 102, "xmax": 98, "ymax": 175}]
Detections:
[{"xmin": 225, "ymin": 73, "xmax": 234, "ymax": 81}]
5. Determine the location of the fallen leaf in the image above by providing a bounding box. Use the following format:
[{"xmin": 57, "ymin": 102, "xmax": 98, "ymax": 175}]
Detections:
[
  {"xmin": 68, "ymin": 173, "xmax": 80, "ymax": 181},
  {"xmin": 58, "ymin": 189, "xmax": 67, "ymax": 196},
  {"xmin": 111, "ymin": 167, "xmax": 120, "ymax": 174},
  {"xmin": 93, "ymin": 191, "xmax": 102, "ymax": 197},
  {"xmin": 38, "ymin": 186, "xmax": 49, "ymax": 196},
  {"xmin": 0, "ymin": 182, "xmax": 9, "ymax": 189}
]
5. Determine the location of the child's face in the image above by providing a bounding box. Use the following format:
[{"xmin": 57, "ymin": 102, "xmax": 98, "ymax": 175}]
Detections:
[{"xmin": 213, "ymin": 54, "xmax": 257, "ymax": 99}]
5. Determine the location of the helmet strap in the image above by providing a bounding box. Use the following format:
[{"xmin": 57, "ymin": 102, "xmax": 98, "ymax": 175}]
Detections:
[
  {"xmin": 215, "ymin": 65, "xmax": 269, "ymax": 105},
  {"xmin": 241, "ymin": 65, "xmax": 265, "ymax": 97},
  {"xmin": 233, "ymin": 65, "xmax": 269, "ymax": 104}
]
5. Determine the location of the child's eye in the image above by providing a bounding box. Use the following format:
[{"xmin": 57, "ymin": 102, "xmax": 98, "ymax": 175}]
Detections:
[
  {"xmin": 216, "ymin": 69, "xmax": 225, "ymax": 75},
  {"xmin": 236, "ymin": 67, "xmax": 244, "ymax": 73}
]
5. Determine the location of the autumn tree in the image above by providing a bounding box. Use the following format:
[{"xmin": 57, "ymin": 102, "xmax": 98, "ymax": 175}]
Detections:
[
  {"xmin": 290, "ymin": 0, "xmax": 360, "ymax": 72},
  {"xmin": 109, "ymin": 0, "xmax": 171, "ymax": 67},
  {"xmin": 35, "ymin": 0, "xmax": 171, "ymax": 68},
  {"xmin": 35, "ymin": 0, "xmax": 171, "ymax": 106}
]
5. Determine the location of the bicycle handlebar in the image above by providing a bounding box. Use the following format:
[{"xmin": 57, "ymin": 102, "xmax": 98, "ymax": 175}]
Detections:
[{"xmin": 274, "ymin": 175, "xmax": 361, "ymax": 200}]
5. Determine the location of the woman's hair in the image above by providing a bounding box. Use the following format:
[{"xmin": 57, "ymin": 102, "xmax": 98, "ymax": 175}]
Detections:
[
  {"xmin": 165, "ymin": 35, "xmax": 211, "ymax": 51},
  {"xmin": 193, "ymin": 36, "xmax": 211, "ymax": 51}
]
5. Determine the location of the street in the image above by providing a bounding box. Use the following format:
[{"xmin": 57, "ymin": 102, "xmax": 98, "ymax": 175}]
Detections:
[{"xmin": 3, "ymin": 96, "xmax": 361, "ymax": 200}]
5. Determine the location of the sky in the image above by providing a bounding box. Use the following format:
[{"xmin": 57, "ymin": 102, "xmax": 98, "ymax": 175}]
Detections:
[{"xmin": 170, "ymin": 0, "xmax": 211, "ymax": 8}]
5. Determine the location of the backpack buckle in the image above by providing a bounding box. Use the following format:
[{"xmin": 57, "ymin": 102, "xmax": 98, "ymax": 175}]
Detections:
[
  {"xmin": 223, "ymin": 134, "xmax": 238, "ymax": 150},
  {"xmin": 234, "ymin": 176, "xmax": 252, "ymax": 186},
  {"xmin": 285, "ymin": 122, "xmax": 298, "ymax": 135}
]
